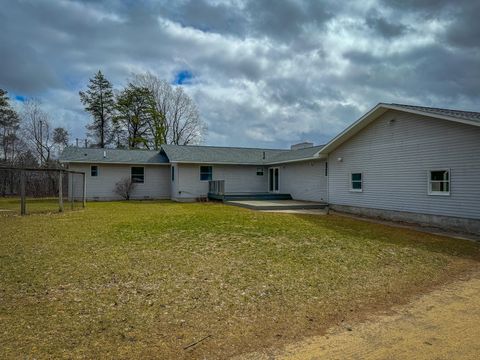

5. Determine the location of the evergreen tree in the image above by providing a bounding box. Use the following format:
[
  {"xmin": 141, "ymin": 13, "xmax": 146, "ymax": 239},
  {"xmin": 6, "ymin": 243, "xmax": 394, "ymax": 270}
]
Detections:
[
  {"xmin": 0, "ymin": 89, "xmax": 21, "ymax": 161},
  {"xmin": 114, "ymin": 84, "xmax": 157, "ymax": 149},
  {"xmin": 79, "ymin": 71, "xmax": 115, "ymax": 148}
]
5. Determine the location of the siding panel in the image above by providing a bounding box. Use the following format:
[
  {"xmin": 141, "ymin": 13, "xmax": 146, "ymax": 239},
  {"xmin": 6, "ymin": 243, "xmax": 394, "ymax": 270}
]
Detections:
[
  {"xmin": 69, "ymin": 163, "xmax": 171, "ymax": 200},
  {"xmin": 328, "ymin": 110, "xmax": 480, "ymax": 220},
  {"xmin": 279, "ymin": 160, "xmax": 328, "ymax": 202}
]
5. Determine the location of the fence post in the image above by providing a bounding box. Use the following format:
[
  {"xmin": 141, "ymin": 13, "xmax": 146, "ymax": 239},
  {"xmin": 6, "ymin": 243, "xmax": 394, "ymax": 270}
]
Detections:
[
  {"xmin": 70, "ymin": 172, "xmax": 74, "ymax": 210},
  {"xmin": 58, "ymin": 170, "xmax": 64, "ymax": 212},
  {"xmin": 20, "ymin": 170, "xmax": 26, "ymax": 215},
  {"xmin": 82, "ymin": 173, "xmax": 86, "ymax": 208}
]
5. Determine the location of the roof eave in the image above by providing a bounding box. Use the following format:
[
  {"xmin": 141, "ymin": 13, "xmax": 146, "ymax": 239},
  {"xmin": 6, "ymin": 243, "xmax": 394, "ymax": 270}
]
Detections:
[{"xmin": 60, "ymin": 160, "xmax": 170, "ymax": 165}]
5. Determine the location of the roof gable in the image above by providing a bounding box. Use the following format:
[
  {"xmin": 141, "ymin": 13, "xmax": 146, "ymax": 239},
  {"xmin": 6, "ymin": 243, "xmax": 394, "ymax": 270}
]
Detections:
[{"xmin": 319, "ymin": 103, "xmax": 480, "ymax": 155}]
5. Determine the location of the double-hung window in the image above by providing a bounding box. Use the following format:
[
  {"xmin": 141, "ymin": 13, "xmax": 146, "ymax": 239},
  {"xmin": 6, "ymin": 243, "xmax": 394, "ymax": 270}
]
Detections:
[
  {"xmin": 351, "ymin": 173, "xmax": 363, "ymax": 192},
  {"xmin": 91, "ymin": 165, "xmax": 98, "ymax": 177},
  {"xmin": 200, "ymin": 166, "xmax": 213, "ymax": 181},
  {"xmin": 131, "ymin": 167, "xmax": 145, "ymax": 183},
  {"xmin": 428, "ymin": 170, "xmax": 450, "ymax": 195}
]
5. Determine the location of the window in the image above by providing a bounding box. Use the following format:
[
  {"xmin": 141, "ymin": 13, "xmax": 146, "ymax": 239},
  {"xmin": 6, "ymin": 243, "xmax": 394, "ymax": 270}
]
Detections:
[
  {"xmin": 200, "ymin": 166, "xmax": 213, "ymax": 181},
  {"xmin": 91, "ymin": 165, "xmax": 98, "ymax": 177},
  {"xmin": 256, "ymin": 167, "xmax": 264, "ymax": 176},
  {"xmin": 428, "ymin": 170, "xmax": 450, "ymax": 195},
  {"xmin": 325, "ymin": 162, "xmax": 328, "ymax": 177},
  {"xmin": 351, "ymin": 173, "xmax": 363, "ymax": 192},
  {"xmin": 131, "ymin": 167, "xmax": 144, "ymax": 183},
  {"xmin": 171, "ymin": 166, "xmax": 175, "ymax": 182}
]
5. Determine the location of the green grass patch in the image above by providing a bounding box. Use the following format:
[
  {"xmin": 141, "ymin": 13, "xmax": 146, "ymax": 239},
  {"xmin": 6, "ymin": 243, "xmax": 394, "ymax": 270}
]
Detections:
[{"xmin": 1, "ymin": 200, "xmax": 479, "ymax": 359}]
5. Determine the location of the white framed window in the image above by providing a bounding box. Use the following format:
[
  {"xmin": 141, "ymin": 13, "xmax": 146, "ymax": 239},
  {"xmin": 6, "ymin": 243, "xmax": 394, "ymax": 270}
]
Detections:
[
  {"xmin": 428, "ymin": 169, "xmax": 450, "ymax": 196},
  {"xmin": 350, "ymin": 172, "xmax": 363, "ymax": 192},
  {"xmin": 200, "ymin": 166, "xmax": 213, "ymax": 181},
  {"xmin": 256, "ymin": 167, "xmax": 264, "ymax": 176},
  {"xmin": 131, "ymin": 167, "xmax": 145, "ymax": 183},
  {"xmin": 90, "ymin": 165, "xmax": 98, "ymax": 177}
]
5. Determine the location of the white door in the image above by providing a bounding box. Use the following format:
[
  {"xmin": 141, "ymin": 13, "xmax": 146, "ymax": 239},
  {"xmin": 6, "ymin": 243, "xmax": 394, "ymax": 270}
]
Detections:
[{"xmin": 268, "ymin": 167, "xmax": 279, "ymax": 192}]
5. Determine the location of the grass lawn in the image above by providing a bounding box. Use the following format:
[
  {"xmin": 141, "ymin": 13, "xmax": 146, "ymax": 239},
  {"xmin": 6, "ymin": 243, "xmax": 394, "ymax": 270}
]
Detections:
[{"xmin": 1, "ymin": 200, "xmax": 479, "ymax": 359}]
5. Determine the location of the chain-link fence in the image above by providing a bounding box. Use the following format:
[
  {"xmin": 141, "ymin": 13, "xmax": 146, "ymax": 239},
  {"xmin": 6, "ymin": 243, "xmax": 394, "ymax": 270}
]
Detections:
[{"xmin": 0, "ymin": 167, "xmax": 86, "ymax": 216}]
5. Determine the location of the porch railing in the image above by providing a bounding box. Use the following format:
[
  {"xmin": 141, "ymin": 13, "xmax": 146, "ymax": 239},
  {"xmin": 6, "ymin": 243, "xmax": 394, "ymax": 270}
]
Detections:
[{"xmin": 208, "ymin": 180, "xmax": 225, "ymax": 195}]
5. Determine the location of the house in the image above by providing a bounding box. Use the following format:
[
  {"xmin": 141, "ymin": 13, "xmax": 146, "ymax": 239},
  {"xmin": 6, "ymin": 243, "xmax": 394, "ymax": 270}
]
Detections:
[{"xmin": 60, "ymin": 103, "xmax": 480, "ymax": 234}]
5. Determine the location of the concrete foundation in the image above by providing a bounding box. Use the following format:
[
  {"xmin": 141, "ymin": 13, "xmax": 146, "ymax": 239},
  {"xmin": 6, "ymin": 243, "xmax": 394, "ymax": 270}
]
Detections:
[{"xmin": 330, "ymin": 204, "xmax": 480, "ymax": 235}]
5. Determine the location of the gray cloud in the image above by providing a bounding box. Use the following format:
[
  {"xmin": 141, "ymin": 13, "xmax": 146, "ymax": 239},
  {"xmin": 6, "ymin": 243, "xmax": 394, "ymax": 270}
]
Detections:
[{"xmin": 0, "ymin": 0, "xmax": 479, "ymax": 148}]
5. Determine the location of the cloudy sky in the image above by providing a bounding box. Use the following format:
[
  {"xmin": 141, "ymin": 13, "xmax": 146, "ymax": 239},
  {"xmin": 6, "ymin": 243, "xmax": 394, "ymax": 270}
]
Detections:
[{"xmin": 1, "ymin": 0, "xmax": 479, "ymax": 148}]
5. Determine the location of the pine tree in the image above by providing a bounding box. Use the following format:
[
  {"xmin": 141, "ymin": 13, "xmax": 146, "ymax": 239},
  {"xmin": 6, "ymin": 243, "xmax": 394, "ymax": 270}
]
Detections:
[
  {"xmin": 114, "ymin": 84, "xmax": 156, "ymax": 149},
  {"xmin": 0, "ymin": 89, "xmax": 20, "ymax": 161},
  {"xmin": 79, "ymin": 71, "xmax": 115, "ymax": 148}
]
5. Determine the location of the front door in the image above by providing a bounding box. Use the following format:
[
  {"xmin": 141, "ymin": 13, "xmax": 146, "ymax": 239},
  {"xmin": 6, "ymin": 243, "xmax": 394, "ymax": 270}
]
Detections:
[{"xmin": 268, "ymin": 167, "xmax": 279, "ymax": 192}]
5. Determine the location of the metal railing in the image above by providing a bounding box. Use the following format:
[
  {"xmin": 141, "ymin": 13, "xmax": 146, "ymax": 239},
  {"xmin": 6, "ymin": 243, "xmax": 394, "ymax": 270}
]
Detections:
[{"xmin": 208, "ymin": 180, "xmax": 225, "ymax": 195}]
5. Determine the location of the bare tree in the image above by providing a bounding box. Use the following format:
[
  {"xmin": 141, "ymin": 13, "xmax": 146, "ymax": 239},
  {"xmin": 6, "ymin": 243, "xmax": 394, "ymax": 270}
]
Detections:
[
  {"xmin": 114, "ymin": 177, "xmax": 135, "ymax": 200},
  {"xmin": 132, "ymin": 72, "xmax": 206, "ymax": 146},
  {"xmin": 21, "ymin": 99, "xmax": 54, "ymax": 166}
]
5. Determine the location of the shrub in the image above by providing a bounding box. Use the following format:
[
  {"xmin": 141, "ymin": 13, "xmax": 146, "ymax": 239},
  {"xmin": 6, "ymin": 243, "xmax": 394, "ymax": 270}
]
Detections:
[{"xmin": 114, "ymin": 177, "xmax": 135, "ymax": 200}]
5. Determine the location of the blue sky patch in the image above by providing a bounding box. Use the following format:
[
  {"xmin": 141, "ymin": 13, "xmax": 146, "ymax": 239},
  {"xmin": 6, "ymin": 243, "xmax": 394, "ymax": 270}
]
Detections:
[
  {"xmin": 15, "ymin": 95, "xmax": 26, "ymax": 102},
  {"xmin": 173, "ymin": 70, "xmax": 193, "ymax": 85}
]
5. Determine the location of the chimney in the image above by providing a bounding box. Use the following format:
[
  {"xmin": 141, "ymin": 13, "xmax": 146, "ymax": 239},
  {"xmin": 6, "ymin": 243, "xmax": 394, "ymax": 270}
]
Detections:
[
  {"xmin": 84, "ymin": 139, "xmax": 88, "ymax": 148},
  {"xmin": 262, "ymin": 151, "xmax": 266, "ymax": 160},
  {"xmin": 103, "ymin": 150, "xmax": 107, "ymax": 158},
  {"xmin": 291, "ymin": 142, "xmax": 314, "ymax": 150}
]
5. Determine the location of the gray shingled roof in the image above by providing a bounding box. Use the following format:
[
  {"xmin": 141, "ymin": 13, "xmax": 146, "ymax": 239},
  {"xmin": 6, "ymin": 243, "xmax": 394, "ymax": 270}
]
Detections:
[
  {"xmin": 161, "ymin": 144, "xmax": 290, "ymax": 164},
  {"xmin": 60, "ymin": 147, "xmax": 169, "ymax": 164},
  {"xmin": 268, "ymin": 145, "xmax": 324, "ymax": 163},
  {"xmin": 390, "ymin": 103, "xmax": 480, "ymax": 124}
]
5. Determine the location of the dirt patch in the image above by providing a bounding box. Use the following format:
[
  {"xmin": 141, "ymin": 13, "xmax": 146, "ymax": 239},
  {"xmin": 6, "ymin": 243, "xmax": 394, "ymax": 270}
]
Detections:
[{"xmin": 241, "ymin": 270, "xmax": 480, "ymax": 359}]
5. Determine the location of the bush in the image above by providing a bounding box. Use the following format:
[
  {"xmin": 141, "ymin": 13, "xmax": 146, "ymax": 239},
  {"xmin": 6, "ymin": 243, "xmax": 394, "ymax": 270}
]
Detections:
[{"xmin": 114, "ymin": 177, "xmax": 135, "ymax": 200}]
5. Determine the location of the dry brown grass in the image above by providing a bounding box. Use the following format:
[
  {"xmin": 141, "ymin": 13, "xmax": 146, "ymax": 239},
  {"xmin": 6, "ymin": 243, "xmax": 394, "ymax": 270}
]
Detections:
[{"xmin": 1, "ymin": 200, "xmax": 479, "ymax": 359}]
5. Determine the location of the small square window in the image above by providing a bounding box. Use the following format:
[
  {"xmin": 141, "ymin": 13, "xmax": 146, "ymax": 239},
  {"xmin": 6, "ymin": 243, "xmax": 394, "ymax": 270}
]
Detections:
[
  {"xmin": 351, "ymin": 173, "xmax": 362, "ymax": 192},
  {"xmin": 91, "ymin": 165, "xmax": 98, "ymax": 177},
  {"xmin": 428, "ymin": 170, "xmax": 450, "ymax": 195},
  {"xmin": 200, "ymin": 166, "xmax": 212, "ymax": 181},
  {"xmin": 256, "ymin": 167, "xmax": 264, "ymax": 176},
  {"xmin": 131, "ymin": 167, "xmax": 144, "ymax": 183}
]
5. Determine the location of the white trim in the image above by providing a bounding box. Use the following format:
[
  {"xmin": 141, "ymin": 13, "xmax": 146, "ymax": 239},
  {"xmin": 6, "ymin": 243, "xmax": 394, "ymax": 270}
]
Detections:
[
  {"xmin": 268, "ymin": 167, "xmax": 280, "ymax": 192},
  {"xmin": 199, "ymin": 165, "xmax": 213, "ymax": 182},
  {"xmin": 350, "ymin": 172, "xmax": 363, "ymax": 192},
  {"xmin": 90, "ymin": 165, "xmax": 98, "ymax": 177},
  {"xmin": 131, "ymin": 166, "xmax": 145, "ymax": 184},
  {"xmin": 427, "ymin": 169, "xmax": 451, "ymax": 196}
]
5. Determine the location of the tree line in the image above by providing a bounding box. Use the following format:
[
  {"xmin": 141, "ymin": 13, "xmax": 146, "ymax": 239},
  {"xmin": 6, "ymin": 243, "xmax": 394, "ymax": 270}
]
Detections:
[
  {"xmin": 80, "ymin": 71, "xmax": 206, "ymax": 149},
  {"xmin": 0, "ymin": 88, "xmax": 69, "ymax": 168}
]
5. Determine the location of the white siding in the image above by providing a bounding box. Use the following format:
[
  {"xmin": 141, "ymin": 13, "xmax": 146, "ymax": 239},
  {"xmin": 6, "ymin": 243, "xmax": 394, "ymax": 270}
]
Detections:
[
  {"xmin": 328, "ymin": 110, "xmax": 480, "ymax": 220},
  {"xmin": 278, "ymin": 160, "xmax": 328, "ymax": 202},
  {"xmin": 172, "ymin": 164, "xmax": 268, "ymax": 200},
  {"xmin": 68, "ymin": 163, "xmax": 171, "ymax": 200}
]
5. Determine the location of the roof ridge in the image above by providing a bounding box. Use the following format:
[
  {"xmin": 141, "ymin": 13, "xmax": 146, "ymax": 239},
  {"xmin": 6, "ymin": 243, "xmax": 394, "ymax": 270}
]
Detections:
[
  {"xmin": 161, "ymin": 144, "xmax": 289, "ymax": 151},
  {"xmin": 389, "ymin": 103, "xmax": 480, "ymax": 116}
]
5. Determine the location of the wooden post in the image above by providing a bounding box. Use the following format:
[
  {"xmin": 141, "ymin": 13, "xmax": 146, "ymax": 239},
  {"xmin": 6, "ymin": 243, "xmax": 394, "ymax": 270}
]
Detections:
[
  {"xmin": 82, "ymin": 173, "xmax": 86, "ymax": 208},
  {"xmin": 20, "ymin": 171, "xmax": 26, "ymax": 215},
  {"xmin": 58, "ymin": 171, "xmax": 64, "ymax": 212},
  {"xmin": 70, "ymin": 172, "xmax": 74, "ymax": 210}
]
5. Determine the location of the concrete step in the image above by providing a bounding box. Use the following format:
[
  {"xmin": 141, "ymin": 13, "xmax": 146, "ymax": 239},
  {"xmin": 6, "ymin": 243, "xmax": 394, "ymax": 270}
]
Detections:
[
  {"xmin": 225, "ymin": 200, "xmax": 328, "ymax": 211},
  {"xmin": 209, "ymin": 193, "xmax": 292, "ymax": 201}
]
